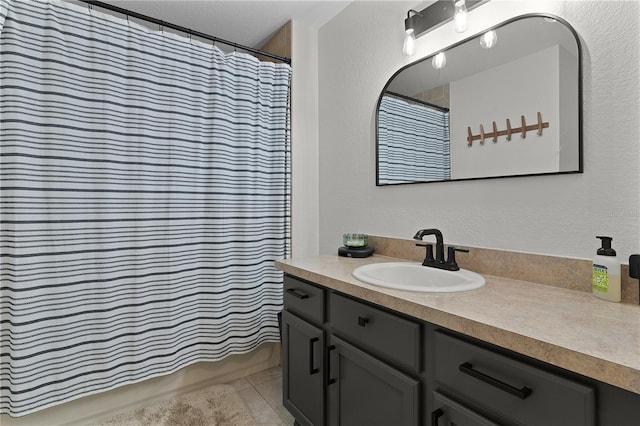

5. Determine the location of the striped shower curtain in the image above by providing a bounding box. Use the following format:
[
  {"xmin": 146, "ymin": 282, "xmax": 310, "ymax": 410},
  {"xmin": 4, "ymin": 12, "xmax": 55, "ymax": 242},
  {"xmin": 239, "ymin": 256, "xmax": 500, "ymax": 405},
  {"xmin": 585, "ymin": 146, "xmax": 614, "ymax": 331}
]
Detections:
[
  {"xmin": 0, "ymin": 0, "xmax": 291, "ymax": 416},
  {"xmin": 378, "ymin": 94, "xmax": 450, "ymax": 184}
]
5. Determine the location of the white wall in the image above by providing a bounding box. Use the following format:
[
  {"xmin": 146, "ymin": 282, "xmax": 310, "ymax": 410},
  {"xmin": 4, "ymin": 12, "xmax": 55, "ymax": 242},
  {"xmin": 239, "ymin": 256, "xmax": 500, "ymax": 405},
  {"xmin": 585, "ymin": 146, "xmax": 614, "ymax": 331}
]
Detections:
[
  {"xmin": 291, "ymin": 21, "xmax": 320, "ymax": 257},
  {"xmin": 317, "ymin": 1, "xmax": 640, "ymax": 260}
]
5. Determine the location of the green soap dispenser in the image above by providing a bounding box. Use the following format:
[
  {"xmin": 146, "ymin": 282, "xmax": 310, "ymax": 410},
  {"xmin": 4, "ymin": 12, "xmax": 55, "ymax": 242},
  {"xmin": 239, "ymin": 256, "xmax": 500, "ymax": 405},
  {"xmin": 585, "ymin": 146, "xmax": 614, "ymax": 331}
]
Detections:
[{"xmin": 592, "ymin": 236, "xmax": 621, "ymax": 302}]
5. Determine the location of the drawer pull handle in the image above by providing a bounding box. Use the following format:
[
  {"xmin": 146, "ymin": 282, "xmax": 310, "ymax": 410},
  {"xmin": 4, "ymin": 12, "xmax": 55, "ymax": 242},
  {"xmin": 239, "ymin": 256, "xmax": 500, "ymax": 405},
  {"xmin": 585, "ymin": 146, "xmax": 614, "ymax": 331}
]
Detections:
[
  {"xmin": 357, "ymin": 316, "xmax": 369, "ymax": 327},
  {"xmin": 286, "ymin": 288, "xmax": 309, "ymax": 299},
  {"xmin": 327, "ymin": 345, "xmax": 337, "ymax": 385},
  {"xmin": 309, "ymin": 337, "xmax": 319, "ymax": 375},
  {"xmin": 431, "ymin": 408, "xmax": 444, "ymax": 425},
  {"xmin": 459, "ymin": 362, "xmax": 533, "ymax": 399}
]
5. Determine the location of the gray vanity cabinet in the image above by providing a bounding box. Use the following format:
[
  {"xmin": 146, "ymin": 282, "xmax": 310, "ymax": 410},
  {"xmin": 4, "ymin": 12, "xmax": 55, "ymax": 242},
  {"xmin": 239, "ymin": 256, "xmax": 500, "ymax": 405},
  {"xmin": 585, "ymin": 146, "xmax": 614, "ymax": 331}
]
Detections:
[{"xmin": 282, "ymin": 273, "xmax": 640, "ymax": 426}]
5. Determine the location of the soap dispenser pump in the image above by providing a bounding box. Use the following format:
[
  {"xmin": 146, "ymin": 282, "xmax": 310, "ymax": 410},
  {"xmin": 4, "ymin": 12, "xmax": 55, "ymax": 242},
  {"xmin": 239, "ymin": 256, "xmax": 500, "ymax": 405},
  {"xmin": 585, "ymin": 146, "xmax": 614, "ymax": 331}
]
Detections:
[{"xmin": 592, "ymin": 236, "xmax": 621, "ymax": 302}]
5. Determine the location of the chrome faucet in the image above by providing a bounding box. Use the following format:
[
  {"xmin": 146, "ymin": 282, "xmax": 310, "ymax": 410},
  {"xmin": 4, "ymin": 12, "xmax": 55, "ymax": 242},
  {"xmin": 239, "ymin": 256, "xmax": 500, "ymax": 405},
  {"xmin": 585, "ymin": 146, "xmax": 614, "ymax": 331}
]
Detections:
[{"xmin": 413, "ymin": 228, "xmax": 468, "ymax": 271}]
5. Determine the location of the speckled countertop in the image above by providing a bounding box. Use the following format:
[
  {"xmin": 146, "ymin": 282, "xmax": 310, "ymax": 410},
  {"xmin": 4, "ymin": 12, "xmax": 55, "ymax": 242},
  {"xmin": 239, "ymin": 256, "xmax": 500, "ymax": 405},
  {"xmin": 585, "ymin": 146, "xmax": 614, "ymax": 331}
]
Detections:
[{"xmin": 275, "ymin": 254, "xmax": 640, "ymax": 396}]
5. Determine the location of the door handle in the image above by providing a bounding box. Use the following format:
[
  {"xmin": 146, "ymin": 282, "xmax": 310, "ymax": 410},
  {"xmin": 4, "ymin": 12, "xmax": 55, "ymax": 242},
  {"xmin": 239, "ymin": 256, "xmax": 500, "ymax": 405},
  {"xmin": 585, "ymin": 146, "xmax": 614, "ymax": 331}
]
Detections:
[
  {"xmin": 431, "ymin": 408, "xmax": 444, "ymax": 426},
  {"xmin": 327, "ymin": 345, "xmax": 337, "ymax": 385},
  {"xmin": 309, "ymin": 337, "xmax": 319, "ymax": 375},
  {"xmin": 286, "ymin": 288, "xmax": 309, "ymax": 299},
  {"xmin": 459, "ymin": 362, "xmax": 532, "ymax": 399}
]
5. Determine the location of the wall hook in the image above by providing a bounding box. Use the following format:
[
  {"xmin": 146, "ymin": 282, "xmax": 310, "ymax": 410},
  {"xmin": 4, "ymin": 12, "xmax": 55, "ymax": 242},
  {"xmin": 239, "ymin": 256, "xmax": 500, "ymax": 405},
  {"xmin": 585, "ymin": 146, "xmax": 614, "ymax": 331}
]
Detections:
[
  {"xmin": 537, "ymin": 111, "xmax": 544, "ymax": 135},
  {"xmin": 465, "ymin": 113, "xmax": 549, "ymax": 146}
]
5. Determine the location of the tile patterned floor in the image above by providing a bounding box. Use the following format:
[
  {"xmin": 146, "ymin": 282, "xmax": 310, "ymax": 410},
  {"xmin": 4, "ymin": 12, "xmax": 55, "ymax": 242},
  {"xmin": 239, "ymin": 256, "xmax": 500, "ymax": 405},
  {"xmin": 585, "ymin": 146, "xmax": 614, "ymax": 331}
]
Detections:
[{"xmin": 226, "ymin": 367, "xmax": 295, "ymax": 426}]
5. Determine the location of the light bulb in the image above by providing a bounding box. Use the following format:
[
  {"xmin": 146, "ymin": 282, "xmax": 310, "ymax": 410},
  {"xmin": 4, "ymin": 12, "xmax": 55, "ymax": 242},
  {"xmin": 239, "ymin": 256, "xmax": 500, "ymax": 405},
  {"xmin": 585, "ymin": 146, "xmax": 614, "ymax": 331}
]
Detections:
[
  {"xmin": 454, "ymin": 0, "xmax": 468, "ymax": 33},
  {"xmin": 403, "ymin": 28, "xmax": 416, "ymax": 56},
  {"xmin": 479, "ymin": 30, "xmax": 497, "ymax": 49},
  {"xmin": 432, "ymin": 52, "xmax": 446, "ymax": 69}
]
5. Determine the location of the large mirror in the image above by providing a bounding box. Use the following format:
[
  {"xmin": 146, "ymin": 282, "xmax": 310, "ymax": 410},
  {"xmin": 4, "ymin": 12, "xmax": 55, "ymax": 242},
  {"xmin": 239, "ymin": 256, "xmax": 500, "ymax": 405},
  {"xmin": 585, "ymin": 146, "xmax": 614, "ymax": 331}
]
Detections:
[{"xmin": 376, "ymin": 14, "xmax": 582, "ymax": 185}]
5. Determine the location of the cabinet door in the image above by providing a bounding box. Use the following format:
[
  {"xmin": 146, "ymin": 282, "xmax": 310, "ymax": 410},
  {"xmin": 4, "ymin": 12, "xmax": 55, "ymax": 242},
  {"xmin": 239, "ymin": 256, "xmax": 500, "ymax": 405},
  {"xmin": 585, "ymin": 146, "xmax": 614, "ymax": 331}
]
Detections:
[
  {"xmin": 328, "ymin": 336, "xmax": 420, "ymax": 426},
  {"xmin": 431, "ymin": 391, "xmax": 501, "ymax": 426},
  {"xmin": 282, "ymin": 310, "xmax": 325, "ymax": 426}
]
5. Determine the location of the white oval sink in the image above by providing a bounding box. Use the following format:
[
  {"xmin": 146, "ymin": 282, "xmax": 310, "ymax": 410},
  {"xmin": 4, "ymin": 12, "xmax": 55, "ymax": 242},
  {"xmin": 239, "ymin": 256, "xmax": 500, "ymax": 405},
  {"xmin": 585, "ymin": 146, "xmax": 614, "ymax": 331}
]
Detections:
[{"xmin": 352, "ymin": 262, "xmax": 485, "ymax": 293}]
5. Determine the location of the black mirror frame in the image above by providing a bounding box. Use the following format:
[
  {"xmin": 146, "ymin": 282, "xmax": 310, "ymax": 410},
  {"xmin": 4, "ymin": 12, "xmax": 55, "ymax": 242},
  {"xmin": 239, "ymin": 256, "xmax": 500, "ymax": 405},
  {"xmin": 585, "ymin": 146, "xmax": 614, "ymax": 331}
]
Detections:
[{"xmin": 375, "ymin": 13, "xmax": 583, "ymax": 186}]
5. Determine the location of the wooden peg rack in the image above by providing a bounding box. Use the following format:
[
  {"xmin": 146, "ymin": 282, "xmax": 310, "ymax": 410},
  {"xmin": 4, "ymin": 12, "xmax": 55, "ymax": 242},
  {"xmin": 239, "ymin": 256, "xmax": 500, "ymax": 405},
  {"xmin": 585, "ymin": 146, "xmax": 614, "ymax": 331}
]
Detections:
[{"xmin": 466, "ymin": 112, "xmax": 549, "ymax": 147}]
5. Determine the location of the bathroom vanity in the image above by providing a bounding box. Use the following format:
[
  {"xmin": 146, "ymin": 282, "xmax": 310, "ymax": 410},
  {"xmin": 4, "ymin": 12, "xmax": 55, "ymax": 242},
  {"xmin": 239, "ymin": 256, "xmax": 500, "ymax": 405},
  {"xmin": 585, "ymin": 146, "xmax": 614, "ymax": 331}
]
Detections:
[{"xmin": 276, "ymin": 255, "xmax": 640, "ymax": 426}]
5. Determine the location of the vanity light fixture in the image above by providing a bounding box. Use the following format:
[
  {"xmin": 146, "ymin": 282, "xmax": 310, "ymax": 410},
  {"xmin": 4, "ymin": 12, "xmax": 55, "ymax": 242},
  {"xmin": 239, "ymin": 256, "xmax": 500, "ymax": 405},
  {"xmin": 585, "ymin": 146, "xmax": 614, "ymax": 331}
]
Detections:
[
  {"xmin": 432, "ymin": 52, "xmax": 447, "ymax": 69},
  {"xmin": 453, "ymin": 0, "xmax": 469, "ymax": 33},
  {"xmin": 403, "ymin": 28, "xmax": 416, "ymax": 56},
  {"xmin": 402, "ymin": 0, "xmax": 489, "ymax": 56},
  {"xmin": 479, "ymin": 30, "xmax": 497, "ymax": 49},
  {"xmin": 403, "ymin": 9, "xmax": 422, "ymax": 56}
]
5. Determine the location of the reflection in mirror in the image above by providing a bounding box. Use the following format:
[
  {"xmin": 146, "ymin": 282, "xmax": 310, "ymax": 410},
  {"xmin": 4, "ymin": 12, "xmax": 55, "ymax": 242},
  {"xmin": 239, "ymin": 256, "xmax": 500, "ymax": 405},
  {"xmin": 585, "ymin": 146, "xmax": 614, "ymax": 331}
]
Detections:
[
  {"xmin": 378, "ymin": 93, "xmax": 450, "ymax": 183},
  {"xmin": 376, "ymin": 14, "xmax": 582, "ymax": 185}
]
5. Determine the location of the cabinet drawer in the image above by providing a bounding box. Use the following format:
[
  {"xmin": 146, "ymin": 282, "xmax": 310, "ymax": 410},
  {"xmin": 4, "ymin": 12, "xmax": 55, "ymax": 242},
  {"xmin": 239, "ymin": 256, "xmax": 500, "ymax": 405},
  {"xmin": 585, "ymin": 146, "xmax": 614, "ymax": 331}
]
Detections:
[
  {"xmin": 329, "ymin": 292, "xmax": 421, "ymax": 372},
  {"xmin": 284, "ymin": 276, "xmax": 324, "ymax": 324},
  {"xmin": 434, "ymin": 331, "xmax": 595, "ymax": 426}
]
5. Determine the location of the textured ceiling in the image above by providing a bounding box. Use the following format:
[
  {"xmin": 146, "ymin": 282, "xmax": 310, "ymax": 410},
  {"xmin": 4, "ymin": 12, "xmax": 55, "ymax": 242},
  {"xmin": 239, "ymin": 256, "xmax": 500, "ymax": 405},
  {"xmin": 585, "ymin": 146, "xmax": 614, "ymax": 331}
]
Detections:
[{"xmin": 100, "ymin": 1, "xmax": 352, "ymax": 50}]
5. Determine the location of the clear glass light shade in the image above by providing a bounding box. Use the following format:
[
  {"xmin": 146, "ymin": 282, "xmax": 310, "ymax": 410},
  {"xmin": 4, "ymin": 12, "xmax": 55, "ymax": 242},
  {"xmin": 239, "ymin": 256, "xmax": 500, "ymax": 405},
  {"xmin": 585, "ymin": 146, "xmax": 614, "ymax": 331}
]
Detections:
[
  {"xmin": 479, "ymin": 30, "xmax": 497, "ymax": 49},
  {"xmin": 432, "ymin": 52, "xmax": 446, "ymax": 69},
  {"xmin": 454, "ymin": 0, "xmax": 469, "ymax": 33},
  {"xmin": 403, "ymin": 29, "xmax": 416, "ymax": 56}
]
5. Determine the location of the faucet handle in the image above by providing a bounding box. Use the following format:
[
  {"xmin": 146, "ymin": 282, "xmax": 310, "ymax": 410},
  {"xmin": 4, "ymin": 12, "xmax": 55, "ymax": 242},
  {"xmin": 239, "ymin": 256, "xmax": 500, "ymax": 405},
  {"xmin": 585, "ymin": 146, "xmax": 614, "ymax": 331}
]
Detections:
[
  {"xmin": 446, "ymin": 246, "xmax": 469, "ymax": 271},
  {"xmin": 416, "ymin": 243, "xmax": 435, "ymax": 263}
]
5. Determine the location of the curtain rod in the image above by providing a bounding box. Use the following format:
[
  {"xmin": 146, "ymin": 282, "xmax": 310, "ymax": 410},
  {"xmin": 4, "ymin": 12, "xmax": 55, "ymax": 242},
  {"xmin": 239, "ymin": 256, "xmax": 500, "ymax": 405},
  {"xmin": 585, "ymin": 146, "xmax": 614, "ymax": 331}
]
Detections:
[
  {"xmin": 385, "ymin": 91, "xmax": 450, "ymax": 112},
  {"xmin": 80, "ymin": 0, "xmax": 291, "ymax": 65}
]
